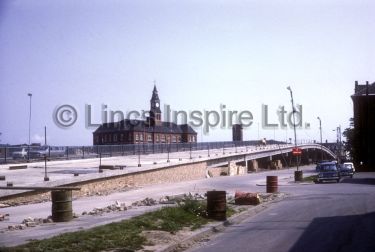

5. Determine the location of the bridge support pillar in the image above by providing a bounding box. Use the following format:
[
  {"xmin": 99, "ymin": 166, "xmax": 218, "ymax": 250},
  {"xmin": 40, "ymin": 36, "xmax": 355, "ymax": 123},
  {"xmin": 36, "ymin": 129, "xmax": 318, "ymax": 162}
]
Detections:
[
  {"xmin": 245, "ymin": 158, "xmax": 249, "ymax": 171},
  {"xmin": 248, "ymin": 160, "xmax": 258, "ymax": 172}
]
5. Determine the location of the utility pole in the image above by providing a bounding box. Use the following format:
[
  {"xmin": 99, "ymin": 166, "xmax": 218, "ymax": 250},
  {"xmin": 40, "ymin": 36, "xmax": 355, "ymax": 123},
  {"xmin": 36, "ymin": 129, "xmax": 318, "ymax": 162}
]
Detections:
[
  {"xmin": 287, "ymin": 86, "xmax": 302, "ymax": 181},
  {"xmin": 317, "ymin": 117, "xmax": 323, "ymax": 161},
  {"xmin": 27, "ymin": 93, "xmax": 32, "ymax": 161}
]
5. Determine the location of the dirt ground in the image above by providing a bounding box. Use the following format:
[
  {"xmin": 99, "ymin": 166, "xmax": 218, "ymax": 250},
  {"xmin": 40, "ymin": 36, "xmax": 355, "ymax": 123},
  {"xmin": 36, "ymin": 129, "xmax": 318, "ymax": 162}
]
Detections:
[{"xmin": 137, "ymin": 193, "xmax": 286, "ymax": 252}]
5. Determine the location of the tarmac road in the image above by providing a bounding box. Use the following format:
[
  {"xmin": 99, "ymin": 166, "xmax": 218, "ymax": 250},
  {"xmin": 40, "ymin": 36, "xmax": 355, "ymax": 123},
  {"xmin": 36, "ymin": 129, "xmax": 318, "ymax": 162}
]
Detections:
[{"xmin": 187, "ymin": 173, "xmax": 375, "ymax": 252}]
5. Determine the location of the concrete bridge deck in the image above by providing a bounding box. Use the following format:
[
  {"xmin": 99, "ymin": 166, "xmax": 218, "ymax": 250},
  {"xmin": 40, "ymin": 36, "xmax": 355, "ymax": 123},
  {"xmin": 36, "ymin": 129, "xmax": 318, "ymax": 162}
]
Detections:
[{"xmin": 0, "ymin": 143, "xmax": 335, "ymax": 199}]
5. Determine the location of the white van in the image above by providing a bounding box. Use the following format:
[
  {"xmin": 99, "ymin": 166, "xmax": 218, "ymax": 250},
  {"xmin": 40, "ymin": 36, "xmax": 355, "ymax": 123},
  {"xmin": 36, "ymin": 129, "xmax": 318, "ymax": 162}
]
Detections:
[{"xmin": 342, "ymin": 162, "xmax": 356, "ymax": 173}]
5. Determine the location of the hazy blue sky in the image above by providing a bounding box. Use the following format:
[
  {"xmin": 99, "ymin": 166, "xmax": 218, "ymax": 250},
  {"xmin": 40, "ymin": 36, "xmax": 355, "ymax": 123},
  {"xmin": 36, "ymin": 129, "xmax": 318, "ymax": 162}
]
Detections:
[{"xmin": 0, "ymin": 0, "xmax": 374, "ymax": 146}]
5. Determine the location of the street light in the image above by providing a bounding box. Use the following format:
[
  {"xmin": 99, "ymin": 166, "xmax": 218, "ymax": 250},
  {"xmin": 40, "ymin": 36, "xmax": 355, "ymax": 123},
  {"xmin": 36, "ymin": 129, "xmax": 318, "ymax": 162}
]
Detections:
[
  {"xmin": 317, "ymin": 117, "xmax": 323, "ymax": 161},
  {"xmin": 332, "ymin": 126, "xmax": 342, "ymax": 162},
  {"xmin": 27, "ymin": 93, "xmax": 32, "ymax": 161},
  {"xmin": 287, "ymin": 86, "xmax": 301, "ymax": 181}
]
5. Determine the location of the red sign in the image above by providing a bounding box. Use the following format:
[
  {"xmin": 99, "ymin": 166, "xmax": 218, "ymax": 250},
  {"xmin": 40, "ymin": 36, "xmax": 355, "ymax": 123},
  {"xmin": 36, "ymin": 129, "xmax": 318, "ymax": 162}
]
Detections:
[{"xmin": 292, "ymin": 148, "xmax": 302, "ymax": 156}]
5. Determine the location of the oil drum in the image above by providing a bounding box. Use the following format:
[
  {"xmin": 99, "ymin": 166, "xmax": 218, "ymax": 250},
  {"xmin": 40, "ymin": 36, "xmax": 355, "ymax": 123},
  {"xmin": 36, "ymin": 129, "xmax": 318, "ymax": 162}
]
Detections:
[
  {"xmin": 51, "ymin": 190, "xmax": 73, "ymax": 222},
  {"xmin": 207, "ymin": 191, "xmax": 227, "ymax": 221},
  {"xmin": 266, "ymin": 176, "xmax": 278, "ymax": 193}
]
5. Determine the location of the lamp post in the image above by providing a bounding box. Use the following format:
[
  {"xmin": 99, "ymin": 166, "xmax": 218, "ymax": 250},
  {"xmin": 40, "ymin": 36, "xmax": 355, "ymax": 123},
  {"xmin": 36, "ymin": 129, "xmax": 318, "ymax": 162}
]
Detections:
[
  {"xmin": 27, "ymin": 93, "xmax": 32, "ymax": 161},
  {"xmin": 333, "ymin": 126, "xmax": 342, "ymax": 163},
  {"xmin": 317, "ymin": 117, "xmax": 323, "ymax": 161},
  {"xmin": 287, "ymin": 86, "xmax": 302, "ymax": 181}
]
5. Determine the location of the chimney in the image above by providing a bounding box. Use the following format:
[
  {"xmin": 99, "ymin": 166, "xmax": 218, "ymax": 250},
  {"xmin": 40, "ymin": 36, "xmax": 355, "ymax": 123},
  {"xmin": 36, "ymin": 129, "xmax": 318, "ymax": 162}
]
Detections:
[{"xmin": 355, "ymin": 80, "xmax": 358, "ymax": 93}]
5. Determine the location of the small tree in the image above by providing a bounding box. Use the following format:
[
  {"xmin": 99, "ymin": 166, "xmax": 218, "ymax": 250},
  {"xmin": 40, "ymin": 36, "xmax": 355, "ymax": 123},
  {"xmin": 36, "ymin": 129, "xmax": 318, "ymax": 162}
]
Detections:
[{"xmin": 342, "ymin": 118, "xmax": 359, "ymax": 164}]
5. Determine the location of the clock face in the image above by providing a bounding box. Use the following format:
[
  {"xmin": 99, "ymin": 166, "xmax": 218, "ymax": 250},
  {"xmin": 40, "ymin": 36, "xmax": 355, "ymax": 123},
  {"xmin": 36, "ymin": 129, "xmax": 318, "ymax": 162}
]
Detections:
[{"xmin": 155, "ymin": 102, "xmax": 159, "ymax": 108}]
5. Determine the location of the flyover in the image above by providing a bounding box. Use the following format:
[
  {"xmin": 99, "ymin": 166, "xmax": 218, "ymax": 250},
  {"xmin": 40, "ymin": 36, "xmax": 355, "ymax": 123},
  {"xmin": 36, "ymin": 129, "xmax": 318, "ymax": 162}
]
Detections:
[
  {"xmin": 0, "ymin": 143, "xmax": 336, "ymax": 200},
  {"xmin": 206, "ymin": 143, "xmax": 336, "ymax": 168}
]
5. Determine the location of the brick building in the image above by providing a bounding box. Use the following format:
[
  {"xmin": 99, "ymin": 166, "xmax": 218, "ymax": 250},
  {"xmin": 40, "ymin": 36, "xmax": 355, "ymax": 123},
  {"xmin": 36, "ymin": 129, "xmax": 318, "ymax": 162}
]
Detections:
[
  {"xmin": 93, "ymin": 86, "xmax": 197, "ymax": 145},
  {"xmin": 351, "ymin": 81, "xmax": 375, "ymax": 170}
]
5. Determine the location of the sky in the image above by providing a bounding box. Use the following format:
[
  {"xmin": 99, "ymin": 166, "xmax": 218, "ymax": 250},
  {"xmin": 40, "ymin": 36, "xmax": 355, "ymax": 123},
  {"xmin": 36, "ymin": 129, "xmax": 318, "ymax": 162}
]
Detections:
[{"xmin": 0, "ymin": 0, "xmax": 374, "ymax": 146}]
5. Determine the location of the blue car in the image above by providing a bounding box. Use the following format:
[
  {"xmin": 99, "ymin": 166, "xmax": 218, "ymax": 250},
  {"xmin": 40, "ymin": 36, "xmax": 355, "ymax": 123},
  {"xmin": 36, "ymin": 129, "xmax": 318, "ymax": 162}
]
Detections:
[{"xmin": 315, "ymin": 162, "xmax": 340, "ymax": 183}]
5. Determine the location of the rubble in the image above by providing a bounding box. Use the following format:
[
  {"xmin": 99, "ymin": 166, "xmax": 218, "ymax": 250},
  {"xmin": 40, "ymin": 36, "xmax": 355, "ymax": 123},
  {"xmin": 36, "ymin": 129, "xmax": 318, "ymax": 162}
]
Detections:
[
  {"xmin": 258, "ymin": 192, "xmax": 285, "ymax": 202},
  {"xmin": 0, "ymin": 203, "xmax": 10, "ymax": 208},
  {"xmin": 6, "ymin": 216, "xmax": 54, "ymax": 230},
  {"xmin": 132, "ymin": 197, "xmax": 157, "ymax": 207},
  {"xmin": 84, "ymin": 201, "xmax": 127, "ymax": 216},
  {"xmin": 0, "ymin": 213, "xmax": 10, "ymax": 221},
  {"xmin": 8, "ymin": 224, "xmax": 26, "ymax": 231},
  {"xmin": 234, "ymin": 192, "xmax": 261, "ymax": 205},
  {"xmin": 159, "ymin": 193, "xmax": 206, "ymax": 204}
]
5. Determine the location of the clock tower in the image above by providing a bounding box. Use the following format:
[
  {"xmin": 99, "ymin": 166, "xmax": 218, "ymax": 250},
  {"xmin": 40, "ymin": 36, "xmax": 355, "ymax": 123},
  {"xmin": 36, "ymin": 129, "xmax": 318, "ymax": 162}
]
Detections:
[{"xmin": 150, "ymin": 85, "xmax": 162, "ymax": 126}]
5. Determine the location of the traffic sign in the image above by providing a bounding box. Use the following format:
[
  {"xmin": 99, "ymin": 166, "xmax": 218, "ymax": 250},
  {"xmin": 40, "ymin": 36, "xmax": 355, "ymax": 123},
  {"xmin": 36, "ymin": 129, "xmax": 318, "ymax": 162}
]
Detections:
[{"xmin": 292, "ymin": 147, "xmax": 302, "ymax": 156}]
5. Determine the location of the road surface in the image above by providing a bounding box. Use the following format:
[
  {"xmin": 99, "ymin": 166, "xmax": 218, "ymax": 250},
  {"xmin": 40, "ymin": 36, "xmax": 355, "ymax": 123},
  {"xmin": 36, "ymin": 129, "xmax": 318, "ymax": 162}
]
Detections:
[
  {"xmin": 187, "ymin": 173, "xmax": 375, "ymax": 252},
  {"xmin": 0, "ymin": 165, "xmax": 313, "ymax": 247}
]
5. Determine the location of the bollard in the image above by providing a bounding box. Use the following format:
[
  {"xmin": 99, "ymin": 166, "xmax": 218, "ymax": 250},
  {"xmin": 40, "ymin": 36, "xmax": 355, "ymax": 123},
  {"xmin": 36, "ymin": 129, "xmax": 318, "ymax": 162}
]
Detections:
[
  {"xmin": 207, "ymin": 191, "xmax": 227, "ymax": 221},
  {"xmin": 266, "ymin": 176, "xmax": 278, "ymax": 193},
  {"xmin": 294, "ymin": 170, "xmax": 303, "ymax": 182}
]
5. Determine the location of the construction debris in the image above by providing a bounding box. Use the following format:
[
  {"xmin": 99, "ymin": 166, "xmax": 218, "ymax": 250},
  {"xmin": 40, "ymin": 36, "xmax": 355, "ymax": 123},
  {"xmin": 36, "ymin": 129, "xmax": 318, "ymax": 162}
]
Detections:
[
  {"xmin": 0, "ymin": 213, "xmax": 10, "ymax": 221},
  {"xmin": 234, "ymin": 192, "xmax": 261, "ymax": 205},
  {"xmin": 7, "ymin": 216, "xmax": 53, "ymax": 231},
  {"xmin": 159, "ymin": 193, "xmax": 206, "ymax": 204},
  {"xmin": 132, "ymin": 197, "xmax": 157, "ymax": 207},
  {"xmin": 83, "ymin": 201, "xmax": 127, "ymax": 216}
]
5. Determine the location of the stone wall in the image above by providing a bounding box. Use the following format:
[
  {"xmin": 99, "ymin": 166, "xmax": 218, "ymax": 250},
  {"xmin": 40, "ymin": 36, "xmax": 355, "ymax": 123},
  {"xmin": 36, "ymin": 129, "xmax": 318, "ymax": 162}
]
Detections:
[
  {"xmin": 207, "ymin": 167, "xmax": 228, "ymax": 177},
  {"xmin": 207, "ymin": 162, "xmax": 246, "ymax": 177},
  {"xmin": 228, "ymin": 161, "xmax": 246, "ymax": 176},
  {"xmin": 1, "ymin": 161, "xmax": 208, "ymax": 206}
]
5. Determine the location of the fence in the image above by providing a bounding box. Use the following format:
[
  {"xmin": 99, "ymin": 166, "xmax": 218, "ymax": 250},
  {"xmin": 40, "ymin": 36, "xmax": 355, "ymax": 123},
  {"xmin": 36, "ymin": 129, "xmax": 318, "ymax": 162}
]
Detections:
[{"xmin": 0, "ymin": 140, "xmax": 287, "ymax": 164}]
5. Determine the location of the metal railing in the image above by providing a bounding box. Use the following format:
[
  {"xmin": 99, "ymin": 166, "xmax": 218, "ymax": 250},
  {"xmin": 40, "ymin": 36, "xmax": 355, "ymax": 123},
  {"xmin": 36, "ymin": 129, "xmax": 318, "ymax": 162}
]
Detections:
[{"xmin": 0, "ymin": 140, "xmax": 286, "ymax": 164}]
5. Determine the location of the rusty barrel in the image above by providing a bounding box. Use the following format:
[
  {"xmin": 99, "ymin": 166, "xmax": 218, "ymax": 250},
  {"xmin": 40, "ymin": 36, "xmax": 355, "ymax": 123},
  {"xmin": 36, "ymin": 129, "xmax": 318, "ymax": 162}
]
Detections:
[
  {"xmin": 51, "ymin": 190, "xmax": 73, "ymax": 222},
  {"xmin": 207, "ymin": 191, "xmax": 226, "ymax": 221},
  {"xmin": 266, "ymin": 176, "xmax": 278, "ymax": 193}
]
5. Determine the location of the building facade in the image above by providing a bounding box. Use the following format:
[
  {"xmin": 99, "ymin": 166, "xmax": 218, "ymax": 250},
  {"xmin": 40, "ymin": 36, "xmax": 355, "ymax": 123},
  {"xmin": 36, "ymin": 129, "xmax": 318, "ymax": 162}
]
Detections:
[
  {"xmin": 232, "ymin": 124, "xmax": 243, "ymax": 141},
  {"xmin": 351, "ymin": 80, "xmax": 375, "ymax": 170},
  {"xmin": 93, "ymin": 86, "xmax": 197, "ymax": 145}
]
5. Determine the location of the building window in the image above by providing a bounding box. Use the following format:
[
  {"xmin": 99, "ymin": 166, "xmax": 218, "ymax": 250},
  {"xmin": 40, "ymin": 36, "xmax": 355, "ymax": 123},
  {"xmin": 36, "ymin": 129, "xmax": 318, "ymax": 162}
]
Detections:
[
  {"xmin": 156, "ymin": 134, "xmax": 159, "ymax": 143},
  {"xmin": 161, "ymin": 134, "xmax": 166, "ymax": 143},
  {"xmin": 148, "ymin": 134, "xmax": 152, "ymax": 142},
  {"xmin": 178, "ymin": 136, "xmax": 181, "ymax": 143},
  {"xmin": 172, "ymin": 135, "xmax": 176, "ymax": 143},
  {"xmin": 113, "ymin": 134, "xmax": 118, "ymax": 142},
  {"xmin": 135, "ymin": 133, "xmax": 139, "ymax": 142},
  {"xmin": 140, "ymin": 133, "xmax": 144, "ymax": 142},
  {"xmin": 120, "ymin": 134, "xmax": 124, "ymax": 142}
]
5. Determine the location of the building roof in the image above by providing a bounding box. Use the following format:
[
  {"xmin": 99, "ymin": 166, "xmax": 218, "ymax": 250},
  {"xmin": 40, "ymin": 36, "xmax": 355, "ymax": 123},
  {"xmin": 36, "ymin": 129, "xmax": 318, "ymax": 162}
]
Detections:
[
  {"xmin": 151, "ymin": 85, "xmax": 160, "ymax": 101},
  {"xmin": 353, "ymin": 81, "xmax": 375, "ymax": 96},
  {"xmin": 93, "ymin": 119, "xmax": 197, "ymax": 134}
]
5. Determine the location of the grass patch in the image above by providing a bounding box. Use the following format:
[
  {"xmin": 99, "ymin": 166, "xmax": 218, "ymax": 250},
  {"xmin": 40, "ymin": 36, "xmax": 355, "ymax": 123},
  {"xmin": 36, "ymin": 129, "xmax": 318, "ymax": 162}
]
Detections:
[
  {"xmin": 303, "ymin": 175, "xmax": 317, "ymax": 182},
  {"xmin": 2, "ymin": 199, "xmax": 236, "ymax": 252}
]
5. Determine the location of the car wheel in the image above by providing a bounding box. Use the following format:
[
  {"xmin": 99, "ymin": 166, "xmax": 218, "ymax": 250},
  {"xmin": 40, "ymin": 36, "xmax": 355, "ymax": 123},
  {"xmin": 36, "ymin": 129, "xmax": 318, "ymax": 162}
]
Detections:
[{"xmin": 350, "ymin": 175, "xmax": 353, "ymax": 179}]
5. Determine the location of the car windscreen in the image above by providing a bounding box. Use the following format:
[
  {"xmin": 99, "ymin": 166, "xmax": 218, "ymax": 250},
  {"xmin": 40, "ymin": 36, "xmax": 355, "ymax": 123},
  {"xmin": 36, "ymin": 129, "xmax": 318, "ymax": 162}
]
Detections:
[
  {"xmin": 321, "ymin": 164, "xmax": 337, "ymax": 171},
  {"xmin": 343, "ymin": 164, "xmax": 353, "ymax": 169}
]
